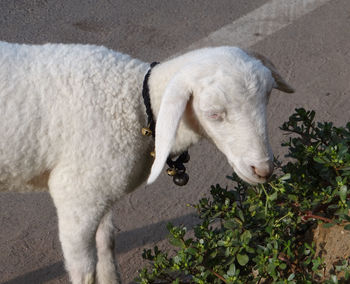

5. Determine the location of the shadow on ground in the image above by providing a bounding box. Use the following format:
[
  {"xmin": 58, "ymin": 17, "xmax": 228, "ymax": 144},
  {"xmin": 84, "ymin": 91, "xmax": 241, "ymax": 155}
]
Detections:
[
  {"xmin": 2, "ymin": 262, "xmax": 65, "ymax": 284},
  {"xmin": 2, "ymin": 212, "xmax": 198, "ymax": 284}
]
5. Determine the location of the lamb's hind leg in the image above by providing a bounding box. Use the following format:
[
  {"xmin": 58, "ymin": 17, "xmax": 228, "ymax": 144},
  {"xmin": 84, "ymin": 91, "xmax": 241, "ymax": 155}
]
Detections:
[
  {"xmin": 96, "ymin": 210, "xmax": 121, "ymax": 284},
  {"xmin": 49, "ymin": 167, "xmax": 110, "ymax": 284}
]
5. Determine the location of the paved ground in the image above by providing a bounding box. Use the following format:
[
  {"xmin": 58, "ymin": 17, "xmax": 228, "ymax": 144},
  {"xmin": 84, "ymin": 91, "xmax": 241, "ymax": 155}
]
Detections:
[{"xmin": 1, "ymin": 0, "xmax": 350, "ymax": 283}]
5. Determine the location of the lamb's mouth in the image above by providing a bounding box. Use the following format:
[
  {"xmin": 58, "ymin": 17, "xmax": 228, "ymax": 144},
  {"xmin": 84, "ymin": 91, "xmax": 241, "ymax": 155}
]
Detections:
[{"xmin": 231, "ymin": 163, "xmax": 267, "ymax": 185}]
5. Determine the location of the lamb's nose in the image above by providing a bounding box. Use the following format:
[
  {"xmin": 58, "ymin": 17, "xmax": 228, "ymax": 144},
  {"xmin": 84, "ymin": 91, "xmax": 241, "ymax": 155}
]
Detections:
[{"xmin": 251, "ymin": 161, "xmax": 274, "ymax": 179}]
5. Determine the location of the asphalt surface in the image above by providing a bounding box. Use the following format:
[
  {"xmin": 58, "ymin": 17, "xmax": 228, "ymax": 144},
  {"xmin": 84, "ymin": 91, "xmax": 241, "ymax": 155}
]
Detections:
[{"xmin": 1, "ymin": 0, "xmax": 350, "ymax": 283}]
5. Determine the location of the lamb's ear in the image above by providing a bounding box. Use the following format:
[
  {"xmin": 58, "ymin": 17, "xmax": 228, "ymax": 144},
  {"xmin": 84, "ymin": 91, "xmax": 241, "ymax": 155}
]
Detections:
[
  {"xmin": 244, "ymin": 50, "xmax": 295, "ymax": 94},
  {"xmin": 147, "ymin": 74, "xmax": 191, "ymax": 184}
]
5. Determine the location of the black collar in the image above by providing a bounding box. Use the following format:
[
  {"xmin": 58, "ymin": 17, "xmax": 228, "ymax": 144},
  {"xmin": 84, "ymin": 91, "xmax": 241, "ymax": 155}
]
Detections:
[
  {"xmin": 142, "ymin": 62, "xmax": 190, "ymax": 186},
  {"xmin": 142, "ymin": 62, "xmax": 159, "ymax": 138}
]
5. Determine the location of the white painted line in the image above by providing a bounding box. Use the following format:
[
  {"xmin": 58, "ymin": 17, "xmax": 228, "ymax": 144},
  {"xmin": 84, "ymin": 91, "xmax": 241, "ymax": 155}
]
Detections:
[{"xmin": 187, "ymin": 0, "xmax": 332, "ymax": 49}]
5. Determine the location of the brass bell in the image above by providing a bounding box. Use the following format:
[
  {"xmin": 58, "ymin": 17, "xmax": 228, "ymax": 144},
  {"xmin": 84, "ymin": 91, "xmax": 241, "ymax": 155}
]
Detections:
[
  {"xmin": 150, "ymin": 151, "xmax": 155, "ymax": 158},
  {"xmin": 166, "ymin": 167, "xmax": 177, "ymax": 176},
  {"xmin": 142, "ymin": 127, "xmax": 152, "ymax": 136}
]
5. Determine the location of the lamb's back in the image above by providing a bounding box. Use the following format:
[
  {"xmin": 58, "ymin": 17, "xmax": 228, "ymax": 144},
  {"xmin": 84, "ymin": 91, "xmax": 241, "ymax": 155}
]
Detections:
[{"xmin": 0, "ymin": 42, "xmax": 149, "ymax": 187}]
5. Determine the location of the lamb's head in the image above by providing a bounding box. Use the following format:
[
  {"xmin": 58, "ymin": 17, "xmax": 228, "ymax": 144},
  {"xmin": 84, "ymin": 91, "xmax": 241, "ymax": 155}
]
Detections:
[{"xmin": 147, "ymin": 47, "xmax": 294, "ymax": 185}]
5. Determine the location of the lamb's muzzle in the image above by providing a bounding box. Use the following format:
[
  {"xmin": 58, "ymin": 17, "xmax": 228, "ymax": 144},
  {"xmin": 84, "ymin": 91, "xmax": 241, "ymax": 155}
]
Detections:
[{"xmin": 251, "ymin": 160, "xmax": 274, "ymax": 180}]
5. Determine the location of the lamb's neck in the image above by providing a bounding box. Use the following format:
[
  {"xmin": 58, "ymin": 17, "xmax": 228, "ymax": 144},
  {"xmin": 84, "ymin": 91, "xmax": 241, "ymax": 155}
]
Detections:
[{"xmin": 147, "ymin": 61, "xmax": 202, "ymax": 155}]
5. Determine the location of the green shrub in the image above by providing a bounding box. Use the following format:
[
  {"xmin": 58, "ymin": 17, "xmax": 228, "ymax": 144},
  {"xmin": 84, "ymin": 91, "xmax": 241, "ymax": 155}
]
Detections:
[{"xmin": 136, "ymin": 108, "xmax": 350, "ymax": 284}]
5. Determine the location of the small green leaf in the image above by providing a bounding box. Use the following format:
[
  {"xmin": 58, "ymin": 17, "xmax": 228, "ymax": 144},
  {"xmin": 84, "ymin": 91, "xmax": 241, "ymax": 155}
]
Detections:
[
  {"xmin": 245, "ymin": 246, "xmax": 255, "ymax": 254},
  {"xmin": 280, "ymin": 173, "xmax": 291, "ymax": 181},
  {"xmin": 237, "ymin": 208, "xmax": 245, "ymax": 222},
  {"xmin": 233, "ymin": 217, "xmax": 243, "ymax": 226},
  {"xmin": 240, "ymin": 230, "xmax": 252, "ymax": 243},
  {"xmin": 314, "ymin": 156, "xmax": 326, "ymax": 164},
  {"xmin": 267, "ymin": 262, "xmax": 276, "ymax": 275},
  {"xmin": 198, "ymin": 255, "xmax": 203, "ymax": 264},
  {"xmin": 237, "ymin": 254, "xmax": 249, "ymax": 266},
  {"xmin": 344, "ymin": 224, "xmax": 350, "ymax": 231},
  {"xmin": 173, "ymin": 255, "xmax": 181, "ymax": 264},
  {"xmin": 269, "ymin": 191, "xmax": 278, "ymax": 201},
  {"xmin": 224, "ymin": 220, "xmax": 237, "ymax": 230},
  {"xmin": 217, "ymin": 240, "xmax": 226, "ymax": 246},
  {"xmin": 279, "ymin": 263, "xmax": 287, "ymax": 270},
  {"xmin": 169, "ymin": 236, "xmax": 184, "ymax": 248},
  {"xmin": 227, "ymin": 263, "xmax": 236, "ymax": 276},
  {"xmin": 288, "ymin": 194, "xmax": 298, "ymax": 202},
  {"xmin": 185, "ymin": 238, "xmax": 193, "ymax": 247},
  {"xmin": 339, "ymin": 185, "xmax": 347, "ymax": 202},
  {"xmin": 330, "ymin": 274, "xmax": 338, "ymax": 283},
  {"xmin": 225, "ymin": 247, "xmax": 231, "ymax": 257},
  {"xmin": 186, "ymin": 247, "xmax": 198, "ymax": 255},
  {"xmin": 328, "ymin": 204, "xmax": 339, "ymax": 209},
  {"xmin": 288, "ymin": 273, "xmax": 295, "ymax": 281},
  {"xmin": 210, "ymin": 249, "xmax": 217, "ymax": 258}
]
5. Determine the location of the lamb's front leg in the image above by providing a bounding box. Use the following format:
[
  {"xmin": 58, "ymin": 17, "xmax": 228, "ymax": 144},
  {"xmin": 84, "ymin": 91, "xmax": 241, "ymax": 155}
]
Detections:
[
  {"xmin": 55, "ymin": 200, "xmax": 100, "ymax": 284},
  {"xmin": 96, "ymin": 210, "xmax": 120, "ymax": 284},
  {"xmin": 49, "ymin": 167, "xmax": 110, "ymax": 284}
]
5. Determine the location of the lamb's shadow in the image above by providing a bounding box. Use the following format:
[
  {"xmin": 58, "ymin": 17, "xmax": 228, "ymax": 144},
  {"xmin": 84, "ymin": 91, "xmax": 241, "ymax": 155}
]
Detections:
[
  {"xmin": 115, "ymin": 212, "xmax": 199, "ymax": 253},
  {"xmin": 2, "ymin": 212, "xmax": 199, "ymax": 284},
  {"xmin": 1, "ymin": 261, "xmax": 66, "ymax": 284}
]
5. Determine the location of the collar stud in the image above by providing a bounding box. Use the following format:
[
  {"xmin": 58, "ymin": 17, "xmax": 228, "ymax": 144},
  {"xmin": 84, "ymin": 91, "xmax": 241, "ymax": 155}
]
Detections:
[{"xmin": 142, "ymin": 127, "xmax": 152, "ymax": 136}]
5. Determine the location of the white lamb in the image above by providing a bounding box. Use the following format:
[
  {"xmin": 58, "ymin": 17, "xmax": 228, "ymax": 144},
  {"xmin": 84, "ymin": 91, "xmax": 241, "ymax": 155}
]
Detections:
[{"xmin": 0, "ymin": 41, "xmax": 293, "ymax": 284}]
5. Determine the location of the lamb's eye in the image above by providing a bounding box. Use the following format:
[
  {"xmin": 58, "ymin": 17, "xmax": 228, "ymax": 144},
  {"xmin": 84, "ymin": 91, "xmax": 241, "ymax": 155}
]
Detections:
[
  {"xmin": 209, "ymin": 113, "xmax": 220, "ymax": 120},
  {"xmin": 206, "ymin": 111, "xmax": 225, "ymax": 121}
]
